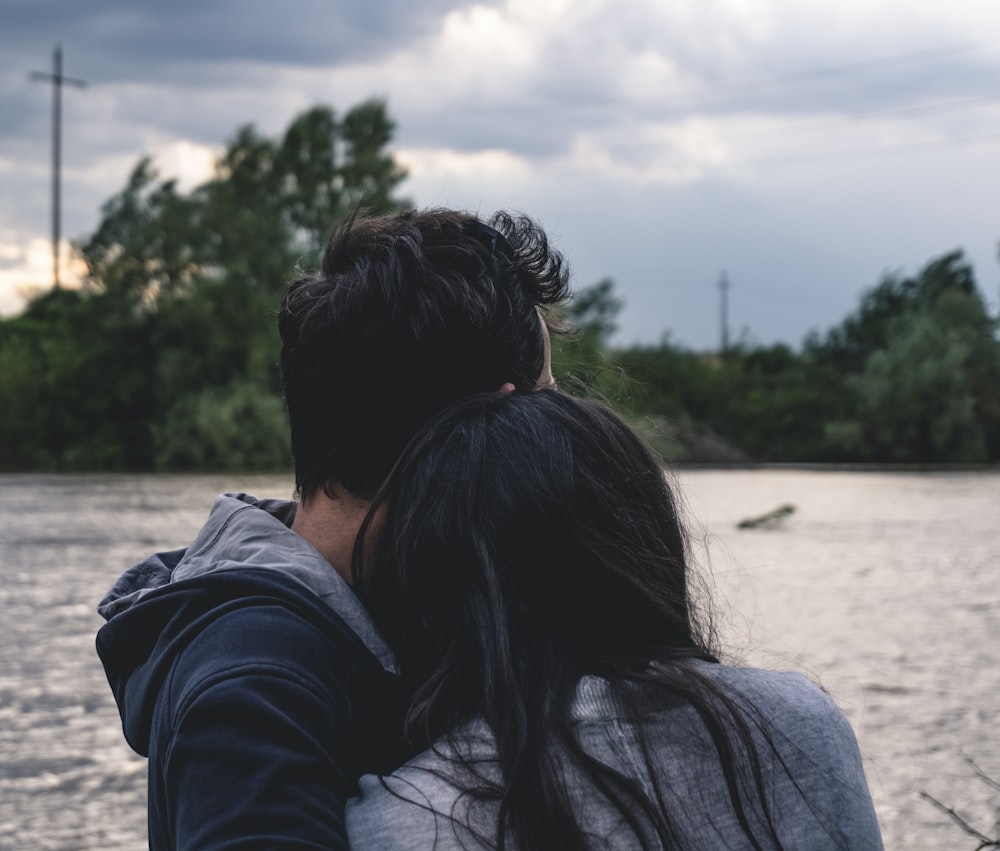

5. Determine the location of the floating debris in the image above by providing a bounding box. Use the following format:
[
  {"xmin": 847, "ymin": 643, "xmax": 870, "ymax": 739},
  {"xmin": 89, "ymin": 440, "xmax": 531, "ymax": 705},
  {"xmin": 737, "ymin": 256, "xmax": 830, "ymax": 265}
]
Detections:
[{"xmin": 737, "ymin": 503, "xmax": 796, "ymax": 530}]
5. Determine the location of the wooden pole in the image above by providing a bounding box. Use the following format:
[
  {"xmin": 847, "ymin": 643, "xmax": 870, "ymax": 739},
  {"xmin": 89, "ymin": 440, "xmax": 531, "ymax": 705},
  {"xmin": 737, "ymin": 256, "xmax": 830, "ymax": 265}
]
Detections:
[{"xmin": 31, "ymin": 44, "xmax": 86, "ymax": 289}]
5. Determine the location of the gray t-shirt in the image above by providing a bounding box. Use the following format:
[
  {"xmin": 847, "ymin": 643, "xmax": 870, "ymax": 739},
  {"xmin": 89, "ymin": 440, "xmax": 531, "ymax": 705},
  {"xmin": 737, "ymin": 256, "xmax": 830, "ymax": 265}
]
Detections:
[{"xmin": 346, "ymin": 664, "xmax": 882, "ymax": 849}]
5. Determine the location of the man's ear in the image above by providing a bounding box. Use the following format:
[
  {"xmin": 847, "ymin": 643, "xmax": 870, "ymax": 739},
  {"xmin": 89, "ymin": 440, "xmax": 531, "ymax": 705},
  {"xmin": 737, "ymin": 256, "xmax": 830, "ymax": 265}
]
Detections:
[{"xmin": 498, "ymin": 382, "xmax": 515, "ymax": 395}]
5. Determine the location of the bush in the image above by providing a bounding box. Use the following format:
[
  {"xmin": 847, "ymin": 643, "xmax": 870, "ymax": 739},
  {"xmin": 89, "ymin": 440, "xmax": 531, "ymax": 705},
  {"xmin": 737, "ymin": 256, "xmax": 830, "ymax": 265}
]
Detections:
[{"xmin": 154, "ymin": 381, "xmax": 291, "ymax": 471}]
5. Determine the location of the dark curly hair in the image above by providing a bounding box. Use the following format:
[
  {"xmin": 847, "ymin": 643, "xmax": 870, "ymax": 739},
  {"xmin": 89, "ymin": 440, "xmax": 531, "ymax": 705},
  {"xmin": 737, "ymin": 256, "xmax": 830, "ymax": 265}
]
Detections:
[{"xmin": 278, "ymin": 208, "xmax": 569, "ymax": 501}]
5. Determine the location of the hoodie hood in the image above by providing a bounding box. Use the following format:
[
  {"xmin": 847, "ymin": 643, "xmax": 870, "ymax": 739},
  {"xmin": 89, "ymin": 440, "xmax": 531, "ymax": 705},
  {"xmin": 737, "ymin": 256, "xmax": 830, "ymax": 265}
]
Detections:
[
  {"xmin": 96, "ymin": 493, "xmax": 398, "ymax": 756},
  {"xmin": 98, "ymin": 492, "xmax": 395, "ymax": 672}
]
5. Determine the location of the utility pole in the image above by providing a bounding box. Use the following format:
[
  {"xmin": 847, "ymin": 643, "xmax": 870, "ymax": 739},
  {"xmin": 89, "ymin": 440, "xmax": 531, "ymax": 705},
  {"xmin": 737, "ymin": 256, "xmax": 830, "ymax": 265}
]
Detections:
[
  {"xmin": 718, "ymin": 270, "xmax": 730, "ymax": 354},
  {"xmin": 31, "ymin": 44, "xmax": 86, "ymax": 290}
]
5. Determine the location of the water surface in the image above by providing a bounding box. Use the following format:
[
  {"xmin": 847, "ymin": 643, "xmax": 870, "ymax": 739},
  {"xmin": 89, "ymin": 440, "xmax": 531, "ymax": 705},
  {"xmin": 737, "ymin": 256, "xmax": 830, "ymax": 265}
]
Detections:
[{"xmin": 0, "ymin": 471, "xmax": 997, "ymax": 849}]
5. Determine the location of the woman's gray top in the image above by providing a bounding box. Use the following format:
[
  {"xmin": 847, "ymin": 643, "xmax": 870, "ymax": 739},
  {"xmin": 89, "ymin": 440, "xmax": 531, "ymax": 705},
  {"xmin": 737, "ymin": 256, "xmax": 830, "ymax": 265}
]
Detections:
[{"xmin": 346, "ymin": 663, "xmax": 882, "ymax": 849}]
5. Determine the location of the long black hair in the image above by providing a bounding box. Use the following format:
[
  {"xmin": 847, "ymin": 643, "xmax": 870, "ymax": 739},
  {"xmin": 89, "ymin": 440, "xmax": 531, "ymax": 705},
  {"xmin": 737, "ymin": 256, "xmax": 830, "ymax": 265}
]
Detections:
[{"xmin": 354, "ymin": 390, "xmax": 790, "ymax": 849}]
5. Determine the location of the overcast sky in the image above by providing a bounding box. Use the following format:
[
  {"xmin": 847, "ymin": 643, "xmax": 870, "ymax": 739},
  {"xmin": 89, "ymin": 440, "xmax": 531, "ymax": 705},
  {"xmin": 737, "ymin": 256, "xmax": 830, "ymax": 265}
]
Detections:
[{"xmin": 3, "ymin": 0, "xmax": 999, "ymax": 349}]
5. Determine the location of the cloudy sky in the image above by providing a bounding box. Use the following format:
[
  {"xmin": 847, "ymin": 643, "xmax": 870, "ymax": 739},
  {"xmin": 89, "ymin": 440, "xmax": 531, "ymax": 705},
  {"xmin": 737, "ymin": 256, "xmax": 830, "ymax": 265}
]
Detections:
[{"xmin": 2, "ymin": 0, "xmax": 999, "ymax": 349}]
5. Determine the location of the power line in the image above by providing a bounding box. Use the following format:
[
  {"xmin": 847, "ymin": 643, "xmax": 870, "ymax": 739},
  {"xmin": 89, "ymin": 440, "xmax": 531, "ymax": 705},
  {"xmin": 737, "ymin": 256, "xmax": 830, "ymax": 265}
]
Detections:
[
  {"xmin": 740, "ymin": 39, "xmax": 997, "ymax": 88},
  {"xmin": 31, "ymin": 43, "xmax": 86, "ymax": 290},
  {"xmin": 742, "ymin": 130, "xmax": 1000, "ymax": 168},
  {"xmin": 457, "ymin": 38, "xmax": 1000, "ymax": 121},
  {"xmin": 724, "ymin": 90, "xmax": 1000, "ymax": 145},
  {"xmin": 642, "ymin": 38, "xmax": 1000, "ymax": 114}
]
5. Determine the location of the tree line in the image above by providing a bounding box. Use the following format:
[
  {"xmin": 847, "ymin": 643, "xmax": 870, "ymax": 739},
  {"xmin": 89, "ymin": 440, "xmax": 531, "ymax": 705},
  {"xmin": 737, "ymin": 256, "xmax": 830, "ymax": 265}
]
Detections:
[
  {"xmin": 560, "ymin": 251, "xmax": 1000, "ymax": 465},
  {"xmin": 1, "ymin": 100, "xmax": 998, "ymax": 470}
]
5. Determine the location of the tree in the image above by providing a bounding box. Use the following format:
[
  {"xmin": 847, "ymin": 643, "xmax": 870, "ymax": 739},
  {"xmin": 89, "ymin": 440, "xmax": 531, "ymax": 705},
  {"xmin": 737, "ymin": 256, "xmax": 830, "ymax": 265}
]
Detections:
[
  {"xmin": 836, "ymin": 289, "xmax": 1000, "ymax": 462},
  {"xmin": 0, "ymin": 100, "xmax": 409, "ymax": 471},
  {"xmin": 812, "ymin": 250, "xmax": 978, "ymax": 374},
  {"xmin": 708, "ymin": 343, "xmax": 846, "ymax": 461},
  {"xmin": 823, "ymin": 253, "xmax": 1000, "ymax": 462},
  {"xmin": 550, "ymin": 278, "xmax": 619, "ymax": 391}
]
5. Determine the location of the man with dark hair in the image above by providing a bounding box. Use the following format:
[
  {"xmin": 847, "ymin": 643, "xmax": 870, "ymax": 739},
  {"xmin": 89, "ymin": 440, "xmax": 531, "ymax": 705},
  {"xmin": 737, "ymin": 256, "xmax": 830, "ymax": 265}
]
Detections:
[{"xmin": 96, "ymin": 208, "xmax": 568, "ymax": 849}]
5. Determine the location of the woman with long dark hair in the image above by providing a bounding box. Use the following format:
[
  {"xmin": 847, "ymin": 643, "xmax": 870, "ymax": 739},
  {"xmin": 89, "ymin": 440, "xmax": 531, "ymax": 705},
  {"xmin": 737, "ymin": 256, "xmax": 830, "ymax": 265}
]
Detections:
[{"xmin": 346, "ymin": 390, "xmax": 882, "ymax": 850}]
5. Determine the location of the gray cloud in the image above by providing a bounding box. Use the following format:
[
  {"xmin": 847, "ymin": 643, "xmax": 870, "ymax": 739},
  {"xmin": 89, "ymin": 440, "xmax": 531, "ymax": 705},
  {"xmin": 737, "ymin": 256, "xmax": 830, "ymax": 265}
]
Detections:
[
  {"xmin": 3, "ymin": 0, "xmax": 492, "ymax": 80},
  {"xmin": 3, "ymin": 0, "xmax": 999, "ymax": 347}
]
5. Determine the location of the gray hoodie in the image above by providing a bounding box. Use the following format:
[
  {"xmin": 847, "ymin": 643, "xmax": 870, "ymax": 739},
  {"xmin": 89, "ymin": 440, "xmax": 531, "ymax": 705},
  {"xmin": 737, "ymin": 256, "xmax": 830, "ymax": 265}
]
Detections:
[{"xmin": 346, "ymin": 664, "xmax": 883, "ymax": 849}]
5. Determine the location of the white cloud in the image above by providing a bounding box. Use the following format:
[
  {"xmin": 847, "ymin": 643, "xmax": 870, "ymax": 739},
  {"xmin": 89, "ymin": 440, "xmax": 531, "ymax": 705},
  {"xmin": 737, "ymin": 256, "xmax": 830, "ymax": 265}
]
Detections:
[
  {"xmin": 149, "ymin": 140, "xmax": 220, "ymax": 191},
  {"xmin": 0, "ymin": 235, "xmax": 85, "ymax": 316},
  {"xmin": 399, "ymin": 146, "xmax": 531, "ymax": 180}
]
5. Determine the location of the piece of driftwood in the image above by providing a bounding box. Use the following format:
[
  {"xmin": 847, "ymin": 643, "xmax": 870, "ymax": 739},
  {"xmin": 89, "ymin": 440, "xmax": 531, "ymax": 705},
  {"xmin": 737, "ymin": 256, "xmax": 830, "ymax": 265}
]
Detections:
[{"xmin": 736, "ymin": 503, "xmax": 796, "ymax": 530}]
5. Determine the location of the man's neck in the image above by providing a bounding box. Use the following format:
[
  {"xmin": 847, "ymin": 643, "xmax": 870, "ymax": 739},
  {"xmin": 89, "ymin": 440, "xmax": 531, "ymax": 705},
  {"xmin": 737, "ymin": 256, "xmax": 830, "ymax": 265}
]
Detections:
[{"xmin": 291, "ymin": 486, "xmax": 371, "ymax": 583}]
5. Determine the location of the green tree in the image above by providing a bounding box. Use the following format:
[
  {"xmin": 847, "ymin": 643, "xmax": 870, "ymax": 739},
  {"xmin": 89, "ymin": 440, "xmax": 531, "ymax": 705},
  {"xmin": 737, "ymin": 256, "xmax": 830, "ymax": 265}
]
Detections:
[
  {"xmin": 153, "ymin": 380, "xmax": 291, "ymax": 470},
  {"xmin": 0, "ymin": 99, "xmax": 409, "ymax": 471},
  {"xmin": 550, "ymin": 277, "xmax": 629, "ymax": 397},
  {"xmin": 812, "ymin": 250, "xmax": 978, "ymax": 374},
  {"xmin": 0, "ymin": 288, "xmax": 156, "ymax": 469},
  {"xmin": 831, "ymin": 287, "xmax": 1000, "ymax": 462},
  {"xmin": 708, "ymin": 344, "xmax": 846, "ymax": 461}
]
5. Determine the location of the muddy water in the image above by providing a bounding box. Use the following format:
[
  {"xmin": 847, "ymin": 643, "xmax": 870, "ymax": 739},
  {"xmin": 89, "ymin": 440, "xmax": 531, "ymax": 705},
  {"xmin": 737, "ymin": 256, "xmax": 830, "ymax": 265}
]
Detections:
[{"xmin": 0, "ymin": 470, "xmax": 997, "ymax": 849}]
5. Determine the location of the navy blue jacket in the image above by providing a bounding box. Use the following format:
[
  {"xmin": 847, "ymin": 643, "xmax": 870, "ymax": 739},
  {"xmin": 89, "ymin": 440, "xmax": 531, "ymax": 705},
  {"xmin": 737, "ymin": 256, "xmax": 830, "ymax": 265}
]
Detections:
[{"xmin": 97, "ymin": 495, "xmax": 408, "ymax": 850}]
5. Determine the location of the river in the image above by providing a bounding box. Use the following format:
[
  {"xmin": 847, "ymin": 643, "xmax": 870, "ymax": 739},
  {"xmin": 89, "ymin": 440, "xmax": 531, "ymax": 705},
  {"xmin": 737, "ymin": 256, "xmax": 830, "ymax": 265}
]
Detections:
[{"xmin": 0, "ymin": 470, "xmax": 997, "ymax": 849}]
